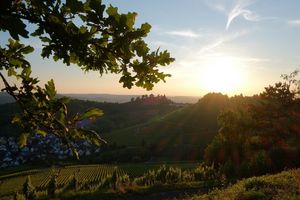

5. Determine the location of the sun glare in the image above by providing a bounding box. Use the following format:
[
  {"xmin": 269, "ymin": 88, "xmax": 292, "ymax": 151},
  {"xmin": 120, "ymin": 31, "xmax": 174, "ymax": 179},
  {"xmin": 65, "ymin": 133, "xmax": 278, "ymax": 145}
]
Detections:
[{"xmin": 200, "ymin": 56, "xmax": 245, "ymax": 95}]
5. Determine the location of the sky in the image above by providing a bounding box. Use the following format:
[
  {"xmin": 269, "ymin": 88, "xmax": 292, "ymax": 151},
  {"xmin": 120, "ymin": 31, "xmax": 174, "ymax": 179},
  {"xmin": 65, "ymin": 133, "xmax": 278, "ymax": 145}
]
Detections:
[{"xmin": 1, "ymin": 0, "xmax": 300, "ymax": 96}]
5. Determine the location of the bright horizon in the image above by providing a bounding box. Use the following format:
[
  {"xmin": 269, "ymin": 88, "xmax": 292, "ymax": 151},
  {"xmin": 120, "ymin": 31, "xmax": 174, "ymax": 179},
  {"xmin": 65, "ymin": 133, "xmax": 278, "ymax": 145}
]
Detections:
[{"xmin": 1, "ymin": 0, "xmax": 300, "ymax": 96}]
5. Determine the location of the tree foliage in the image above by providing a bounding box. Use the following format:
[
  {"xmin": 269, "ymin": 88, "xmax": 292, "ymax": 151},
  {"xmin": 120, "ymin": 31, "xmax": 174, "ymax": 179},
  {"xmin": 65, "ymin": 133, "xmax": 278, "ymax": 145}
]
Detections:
[
  {"xmin": 204, "ymin": 71, "xmax": 300, "ymax": 178},
  {"xmin": 23, "ymin": 175, "xmax": 36, "ymax": 200},
  {"xmin": 0, "ymin": 0, "xmax": 174, "ymax": 158}
]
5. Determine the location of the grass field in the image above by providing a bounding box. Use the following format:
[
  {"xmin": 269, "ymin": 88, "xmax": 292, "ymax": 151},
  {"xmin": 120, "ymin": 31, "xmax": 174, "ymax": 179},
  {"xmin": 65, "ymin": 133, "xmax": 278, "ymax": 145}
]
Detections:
[{"xmin": 0, "ymin": 162, "xmax": 199, "ymax": 198}]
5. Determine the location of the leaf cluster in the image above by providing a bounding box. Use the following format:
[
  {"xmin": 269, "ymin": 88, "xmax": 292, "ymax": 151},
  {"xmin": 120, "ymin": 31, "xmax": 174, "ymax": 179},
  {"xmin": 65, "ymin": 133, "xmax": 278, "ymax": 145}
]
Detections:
[
  {"xmin": 0, "ymin": 0, "xmax": 174, "ymax": 158},
  {"xmin": 0, "ymin": 0, "xmax": 174, "ymax": 90}
]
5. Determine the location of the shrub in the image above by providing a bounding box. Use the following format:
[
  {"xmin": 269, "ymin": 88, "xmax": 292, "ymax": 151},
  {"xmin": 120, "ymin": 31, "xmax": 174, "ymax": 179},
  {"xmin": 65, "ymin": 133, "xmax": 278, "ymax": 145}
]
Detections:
[
  {"xmin": 118, "ymin": 174, "xmax": 130, "ymax": 187},
  {"xmin": 194, "ymin": 164, "xmax": 219, "ymax": 181},
  {"xmin": 64, "ymin": 174, "xmax": 79, "ymax": 191},
  {"xmin": 47, "ymin": 173, "xmax": 57, "ymax": 197},
  {"xmin": 133, "ymin": 170, "xmax": 156, "ymax": 186},
  {"xmin": 14, "ymin": 191, "xmax": 26, "ymax": 200},
  {"xmin": 22, "ymin": 176, "xmax": 36, "ymax": 200},
  {"xmin": 134, "ymin": 165, "xmax": 183, "ymax": 186},
  {"xmin": 181, "ymin": 170, "xmax": 195, "ymax": 182}
]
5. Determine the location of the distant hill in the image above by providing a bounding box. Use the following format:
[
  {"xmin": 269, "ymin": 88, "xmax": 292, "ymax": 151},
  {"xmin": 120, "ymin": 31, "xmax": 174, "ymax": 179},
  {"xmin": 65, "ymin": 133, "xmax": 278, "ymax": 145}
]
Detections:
[
  {"xmin": 0, "ymin": 95, "xmax": 180, "ymax": 137},
  {"xmin": 103, "ymin": 93, "xmax": 230, "ymax": 161},
  {"xmin": 0, "ymin": 93, "xmax": 232, "ymax": 162},
  {"xmin": 63, "ymin": 93, "xmax": 200, "ymax": 104},
  {"xmin": 0, "ymin": 92, "xmax": 14, "ymax": 104},
  {"xmin": 0, "ymin": 92, "xmax": 199, "ymax": 105}
]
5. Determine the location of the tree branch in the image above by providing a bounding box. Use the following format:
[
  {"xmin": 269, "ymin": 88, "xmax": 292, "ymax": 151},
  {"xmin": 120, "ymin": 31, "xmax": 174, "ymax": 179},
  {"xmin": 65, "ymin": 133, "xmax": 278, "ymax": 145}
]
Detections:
[{"xmin": 0, "ymin": 71, "xmax": 19, "ymax": 102}]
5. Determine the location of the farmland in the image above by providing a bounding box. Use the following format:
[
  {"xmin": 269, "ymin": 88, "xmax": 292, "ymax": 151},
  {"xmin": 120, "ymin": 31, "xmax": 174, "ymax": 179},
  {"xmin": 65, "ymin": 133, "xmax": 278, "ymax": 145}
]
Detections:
[{"xmin": 0, "ymin": 163, "xmax": 199, "ymax": 199}]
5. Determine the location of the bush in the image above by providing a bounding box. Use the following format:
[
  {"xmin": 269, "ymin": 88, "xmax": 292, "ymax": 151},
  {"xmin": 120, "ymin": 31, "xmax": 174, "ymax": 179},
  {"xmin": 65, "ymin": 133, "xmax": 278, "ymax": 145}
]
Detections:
[
  {"xmin": 63, "ymin": 174, "xmax": 79, "ymax": 192},
  {"xmin": 22, "ymin": 176, "xmax": 36, "ymax": 200},
  {"xmin": 134, "ymin": 165, "xmax": 184, "ymax": 186},
  {"xmin": 134, "ymin": 170, "xmax": 156, "ymax": 186},
  {"xmin": 14, "ymin": 191, "xmax": 26, "ymax": 200},
  {"xmin": 194, "ymin": 164, "xmax": 220, "ymax": 182},
  {"xmin": 118, "ymin": 174, "xmax": 130, "ymax": 187},
  {"xmin": 221, "ymin": 160, "xmax": 236, "ymax": 179},
  {"xmin": 181, "ymin": 170, "xmax": 195, "ymax": 182},
  {"xmin": 244, "ymin": 179, "xmax": 268, "ymax": 191},
  {"xmin": 47, "ymin": 173, "xmax": 57, "ymax": 197}
]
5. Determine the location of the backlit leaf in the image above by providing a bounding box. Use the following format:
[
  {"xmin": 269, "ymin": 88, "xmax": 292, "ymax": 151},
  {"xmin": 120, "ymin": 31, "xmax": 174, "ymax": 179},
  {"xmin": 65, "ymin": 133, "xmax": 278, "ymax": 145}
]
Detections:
[
  {"xmin": 18, "ymin": 133, "xmax": 29, "ymax": 148},
  {"xmin": 80, "ymin": 108, "xmax": 103, "ymax": 120}
]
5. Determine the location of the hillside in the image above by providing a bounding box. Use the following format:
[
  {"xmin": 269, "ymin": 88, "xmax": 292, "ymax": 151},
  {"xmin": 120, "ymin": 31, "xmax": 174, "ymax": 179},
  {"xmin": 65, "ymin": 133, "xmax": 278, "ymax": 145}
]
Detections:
[
  {"xmin": 0, "ymin": 92, "xmax": 200, "ymax": 105},
  {"xmin": 0, "ymin": 95, "xmax": 179, "ymax": 137},
  {"xmin": 187, "ymin": 168, "xmax": 300, "ymax": 200},
  {"xmin": 0, "ymin": 92, "xmax": 14, "ymax": 105},
  {"xmin": 0, "ymin": 93, "xmax": 230, "ymax": 163},
  {"xmin": 103, "ymin": 93, "xmax": 230, "ymax": 161}
]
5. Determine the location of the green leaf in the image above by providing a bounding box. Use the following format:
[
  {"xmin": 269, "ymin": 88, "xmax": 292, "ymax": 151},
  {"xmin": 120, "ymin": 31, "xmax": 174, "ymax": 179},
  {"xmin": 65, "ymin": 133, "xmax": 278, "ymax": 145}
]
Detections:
[
  {"xmin": 89, "ymin": 0, "xmax": 105, "ymax": 14},
  {"xmin": 18, "ymin": 133, "xmax": 29, "ymax": 148},
  {"xmin": 36, "ymin": 129, "xmax": 47, "ymax": 137},
  {"xmin": 22, "ymin": 46, "xmax": 34, "ymax": 54},
  {"xmin": 141, "ymin": 23, "xmax": 152, "ymax": 34},
  {"xmin": 126, "ymin": 12, "xmax": 137, "ymax": 28},
  {"xmin": 80, "ymin": 108, "xmax": 103, "ymax": 120},
  {"xmin": 0, "ymin": 16, "xmax": 29, "ymax": 40},
  {"xmin": 48, "ymin": 15, "xmax": 60, "ymax": 24},
  {"xmin": 87, "ymin": 130, "xmax": 107, "ymax": 146},
  {"xmin": 7, "ymin": 68, "xmax": 17, "ymax": 77},
  {"xmin": 10, "ymin": 59, "xmax": 22, "ymax": 67},
  {"xmin": 71, "ymin": 147, "xmax": 80, "ymax": 160},
  {"xmin": 12, "ymin": 114, "xmax": 21, "ymax": 124},
  {"xmin": 31, "ymin": 26, "xmax": 44, "ymax": 36},
  {"xmin": 66, "ymin": 0, "xmax": 84, "ymax": 13},
  {"xmin": 21, "ymin": 67, "xmax": 32, "ymax": 78},
  {"xmin": 40, "ymin": 37, "xmax": 51, "ymax": 43},
  {"xmin": 106, "ymin": 5, "xmax": 118, "ymax": 16},
  {"xmin": 45, "ymin": 79, "xmax": 56, "ymax": 99},
  {"xmin": 79, "ymin": 26, "xmax": 87, "ymax": 34}
]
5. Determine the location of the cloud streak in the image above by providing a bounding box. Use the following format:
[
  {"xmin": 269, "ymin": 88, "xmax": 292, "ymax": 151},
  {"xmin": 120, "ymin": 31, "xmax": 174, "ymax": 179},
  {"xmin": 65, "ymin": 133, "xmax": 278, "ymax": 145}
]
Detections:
[
  {"xmin": 197, "ymin": 30, "xmax": 249, "ymax": 54},
  {"xmin": 165, "ymin": 30, "xmax": 201, "ymax": 38},
  {"xmin": 288, "ymin": 19, "xmax": 300, "ymax": 26},
  {"xmin": 226, "ymin": 0, "xmax": 259, "ymax": 30}
]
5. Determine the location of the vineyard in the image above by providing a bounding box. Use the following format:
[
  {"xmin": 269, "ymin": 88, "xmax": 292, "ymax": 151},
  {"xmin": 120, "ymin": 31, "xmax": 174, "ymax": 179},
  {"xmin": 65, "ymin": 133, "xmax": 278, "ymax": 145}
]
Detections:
[{"xmin": 0, "ymin": 163, "xmax": 198, "ymax": 198}]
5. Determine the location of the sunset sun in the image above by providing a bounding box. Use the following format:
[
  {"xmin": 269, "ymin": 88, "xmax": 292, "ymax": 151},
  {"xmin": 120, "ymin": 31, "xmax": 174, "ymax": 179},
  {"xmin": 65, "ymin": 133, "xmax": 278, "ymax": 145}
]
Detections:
[{"xmin": 200, "ymin": 56, "xmax": 245, "ymax": 94}]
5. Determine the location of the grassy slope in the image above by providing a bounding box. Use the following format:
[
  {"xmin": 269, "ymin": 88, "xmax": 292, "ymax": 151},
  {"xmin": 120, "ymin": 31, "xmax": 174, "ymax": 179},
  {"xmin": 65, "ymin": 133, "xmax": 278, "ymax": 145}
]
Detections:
[
  {"xmin": 0, "ymin": 93, "xmax": 229, "ymax": 161},
  {"xmin": 0, "ymin": 99, "xmax": 178, "ymax": 137},
  {"xmin": 188, "ymin": 168, "xmax": 300, "ymax": 200},
  {"xmin": 103, "ymin": 94, "xmax": 229, "ymax": 160}
]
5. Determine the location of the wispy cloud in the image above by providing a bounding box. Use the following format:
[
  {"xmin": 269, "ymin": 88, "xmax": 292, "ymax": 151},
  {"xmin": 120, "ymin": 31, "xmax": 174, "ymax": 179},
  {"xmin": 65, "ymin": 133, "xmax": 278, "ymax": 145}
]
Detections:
[
  {"xmin": 206, "ymin": 2, "xmax": 227, "ymax": 12},
  {"xmin": 165, "ymin": 30, "xmax": 201, "ymax": 38},
  {"xmin": 288, "ymin": 19, "xmax": 300, "ymax": 26},
  {"xmin": 226, "ymin": 0, "xmax": 259, "ymax": 30},
  {"xmin": 197, "ymin": 30, "xmax": 249, "ymax": 54}
]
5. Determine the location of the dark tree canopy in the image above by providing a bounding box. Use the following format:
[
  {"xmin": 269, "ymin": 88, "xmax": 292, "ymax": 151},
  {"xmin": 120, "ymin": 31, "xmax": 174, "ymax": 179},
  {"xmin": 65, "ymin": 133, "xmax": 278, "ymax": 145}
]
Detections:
[
  {"xmin": 204, "ymin": 71, "xmax": 300, "ymax": 178},
  {"xmin": 0, "ymin": 0, "xmax": 174, "ymax": 158}
]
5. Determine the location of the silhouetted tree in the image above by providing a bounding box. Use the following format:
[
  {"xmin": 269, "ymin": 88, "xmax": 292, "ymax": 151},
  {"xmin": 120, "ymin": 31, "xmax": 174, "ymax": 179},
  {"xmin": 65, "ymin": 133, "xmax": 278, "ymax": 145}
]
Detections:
[{"xmin": 205, "ymin": 71, "xmax": 300, "ymax": 178}]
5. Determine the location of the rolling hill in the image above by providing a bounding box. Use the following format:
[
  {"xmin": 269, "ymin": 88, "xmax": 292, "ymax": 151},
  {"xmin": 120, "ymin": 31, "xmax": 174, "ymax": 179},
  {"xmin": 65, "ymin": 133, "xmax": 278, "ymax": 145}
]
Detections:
[
  {"xmin": 0, "ymin": 92, "xmax": 200, "ymax": 105},
  {"xmin": 0, "ymin": 93, "xmax": 231, "ymax": 162},
  {"xmin": 102, "ymin": 93, "xmax": 230, "ymax": 161},
  {"xmin": 0, "ymin": 95, "xmax": 179, "ymax": 137}
]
